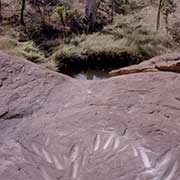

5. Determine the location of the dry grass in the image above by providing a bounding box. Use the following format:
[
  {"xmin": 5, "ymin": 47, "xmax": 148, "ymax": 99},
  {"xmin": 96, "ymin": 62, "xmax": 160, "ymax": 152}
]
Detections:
[
  {"xmin": 0, "ymin": 36, "xmax": 17, "ymax": 51},
  {"xmin": 54, "ymin": 11, "xmax": 175, "ymax": 70},
  {"xmin": 0, "ymin": 0, "xmax": 179, "ymax": 72},
  {"xmin": 53, "ymin": 0, "xmax": 180, "ymax": 70}
]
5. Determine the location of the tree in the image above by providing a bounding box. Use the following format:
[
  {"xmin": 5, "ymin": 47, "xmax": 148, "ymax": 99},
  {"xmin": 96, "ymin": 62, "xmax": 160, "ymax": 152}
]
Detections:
[
  {"xmin": 156, "ymin": 0, "xmax": 176, "ymax": 31},
  {"xmin": 0, "ymin": 0, "xmax": 2, "ymax": 22},
  {"xmin": 111, "ymin": 0, "xmax": 114, "ymax": 22},
  {"xmin": 29, "ymin": 0, "xmax": 60, "ymax": 23},
  {"xmin": 85, "ymin": 0, "xmax": 97, "ymax": 32},
  {"xmin": 20, "ymin": 0, "xmax": 26, "ymax": 25},
  {"xmin": 161, "ymin": 0, "xmax": 176, "ymax": 31}
]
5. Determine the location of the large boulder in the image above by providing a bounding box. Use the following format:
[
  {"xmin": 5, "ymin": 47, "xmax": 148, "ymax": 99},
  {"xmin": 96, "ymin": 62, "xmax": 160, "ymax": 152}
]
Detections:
[
  {"xmin": 110, "ymin": 53, "xmax": 180, "ymax": 76},
  {"xmin": 0, "ymin": 52, "xmax": 180, "ymax": 180}
]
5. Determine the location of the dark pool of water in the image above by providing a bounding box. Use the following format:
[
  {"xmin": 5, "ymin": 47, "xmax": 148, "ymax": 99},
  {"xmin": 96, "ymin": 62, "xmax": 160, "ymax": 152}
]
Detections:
[{"xmin": 60, "ymin": 68, "xmax": 111, "ymax": 80}]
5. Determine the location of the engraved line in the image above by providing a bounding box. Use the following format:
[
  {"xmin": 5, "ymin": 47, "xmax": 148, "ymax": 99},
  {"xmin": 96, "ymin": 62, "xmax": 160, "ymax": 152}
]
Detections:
[
  {"xmin": 103, "ymin": 134, "xmax": 114, "ymax": 150},
  {"xmin": 94, "ymin": 134, "xmax": 101, "ymax": 151},
  {"xmin": 163, "ymin": 161, "xmax": 178, "ymax": 180},
  {"xmin": 139, "ymin": 148, "xmax": 151, "ymax": 168},
  {"xmin": 32, "ymin": 143, "xmax": 41, "ymax": 156},
  {"xmin": 42, "ymin": 148, "xmax": 52, "ymax": 163},
  {"xmin": 70, "ymin": 144, "xmax": 79, "ymax": 162},
  {"xmin": 45, "ymin": 136, "xmax": 50, "ymax": 146},
  {"xmin": 52, "ymin": 155, "xmax": 63, "ymax": 170},
  {"xmin": 113, "ymin": 137, "xmax": 120, "ymax": 150},
  {"xmin": 71, "ymin": 161, "xmax": 79, "ymax": 179}
]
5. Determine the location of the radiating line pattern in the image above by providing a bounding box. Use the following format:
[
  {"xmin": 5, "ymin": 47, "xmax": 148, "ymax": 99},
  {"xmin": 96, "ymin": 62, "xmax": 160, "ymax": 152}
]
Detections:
[{"xmin": 30, "ymin": 132, "xmax": 179, "ymax": 180}]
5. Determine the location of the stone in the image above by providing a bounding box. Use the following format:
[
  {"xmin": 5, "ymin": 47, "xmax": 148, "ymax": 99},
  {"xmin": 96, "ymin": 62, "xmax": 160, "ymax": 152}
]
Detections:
[
  {"xmin": 0, "ymin": 52, "xmax": 180, "ymax": 180},
  {"xmin": 110, "ymin": 53, "xmax": 180, "ymax": 76}
]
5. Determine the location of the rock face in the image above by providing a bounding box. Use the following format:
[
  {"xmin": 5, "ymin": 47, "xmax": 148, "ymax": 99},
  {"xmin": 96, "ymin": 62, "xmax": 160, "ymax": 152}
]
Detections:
[
  {"xmin": 0, "ymin": 52, "xmax": 180, "ymax": 180},
  {"xmin": 110, "ymin": 53, "xmax": 180, "ymax": 76}
]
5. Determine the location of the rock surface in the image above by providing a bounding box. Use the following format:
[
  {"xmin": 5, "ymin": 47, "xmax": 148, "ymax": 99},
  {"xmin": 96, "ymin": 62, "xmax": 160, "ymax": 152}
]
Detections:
[
  {"xmin": 110, "ymin": 53, "xmax": 180, "ymax": 76},
  {"xmin": 0, "ymin": 52, "xmax": 180, "ymax": 180}
]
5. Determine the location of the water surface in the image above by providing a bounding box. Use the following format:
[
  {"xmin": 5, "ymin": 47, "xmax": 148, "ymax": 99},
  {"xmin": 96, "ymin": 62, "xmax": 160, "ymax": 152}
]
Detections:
[{"xmin": 60, "ymin": 68, "xmax": 111, "ymax": 80}]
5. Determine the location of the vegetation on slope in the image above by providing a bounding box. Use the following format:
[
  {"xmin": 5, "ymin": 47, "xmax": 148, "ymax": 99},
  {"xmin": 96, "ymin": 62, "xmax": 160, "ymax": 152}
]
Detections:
[{"xmin": 0, "ymin": 0, "xmax": 180, "ymax": 73}]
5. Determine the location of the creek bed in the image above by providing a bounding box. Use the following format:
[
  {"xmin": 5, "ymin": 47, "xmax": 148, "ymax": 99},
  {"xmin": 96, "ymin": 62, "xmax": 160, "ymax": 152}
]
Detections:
[
  {"xmin": 57, "ymin": 53, "xmax": 141, "ymax": 80},
  {"xmin": 60, "ymin": 67, "xmax": 112, "ymax": 80}
]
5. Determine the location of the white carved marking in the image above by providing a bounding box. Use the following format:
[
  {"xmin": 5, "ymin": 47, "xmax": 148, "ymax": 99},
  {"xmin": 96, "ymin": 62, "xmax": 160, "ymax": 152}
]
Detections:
[
  {"xmin": 81, "ymin": 152, "xmax": 86, "ymax": 167},
  {"xmin": 118, "ymin": 144, "xmax": 129, "ymax": 153},
  {"xmin": 132, "ymin": 146, "xmax": 138, "ymax": 157},
  {"xmin": 64, "ymin": 104, "xmax": 69, "ymax": 108},
  {"xmin": 163, "ymin": 161, "xmax": 178, "ymax": 180},
  {"xmin": 71, "ymin": 161, "xmax": 79, "ymax": 179},
  {"xmin": 70, "ymin": 145, "xmax": 79, "ymax": 162},
  {"xmin": 52, "ymin": 155, "xmax": 63, "ymax": 170},
  {"xmin": 42, "ymin": 148, "xmax": 52, "ymax": 163},
  {"xmin": 87, "ymin": 90, "xmax": 92, "ymax": 95},
  {"xmin": 158, "ymin": 151, "xmax": 172, "ymax": 168},
  {"xmin": 141, "ymin": 146, "xmax": 154, "ymax": 153},
  {"xmin": 103, "ymin": 134, "xmax": 114, "ymax": 150},
  {"xmin": 32, "ymin": 143, "xmax": 41, "ymax": 156},
  {"xmin": 94, "ymin": 134, "xmax": 101, "ymax": 151},
  {"xmin": 45, "ymin": 136, "xmax": 50, "ymax": 146},
  {"xmin": 113, "ymin": 137, "xmax": 120, "ymax": 150},
  {"xmin": 139, "ymin": 148, "xmax": 151, "ymax": 168},
  {"xmin": 41, "ymin": 168, "xmax": 52, "ymax": 180},
  {"xmin": 144, "ymin": 151, "xmax": 172, "ymax": 177}
]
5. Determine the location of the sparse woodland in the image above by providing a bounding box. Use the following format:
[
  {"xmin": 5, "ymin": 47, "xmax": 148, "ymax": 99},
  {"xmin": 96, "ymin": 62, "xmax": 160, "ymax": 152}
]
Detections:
[{"xmin": 0, "ymin": 0, "xmax": 180, "ymax": 72}]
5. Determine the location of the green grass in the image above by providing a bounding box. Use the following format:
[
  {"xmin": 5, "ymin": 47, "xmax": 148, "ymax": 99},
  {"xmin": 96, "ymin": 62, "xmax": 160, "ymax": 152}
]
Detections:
[
  {"xmin": 16, "ymin": 41, "xmax": 43, "ymax": 62},
  {"xmin": 16, "ymin": 41, "xmax": 57, "ymax": 70}
]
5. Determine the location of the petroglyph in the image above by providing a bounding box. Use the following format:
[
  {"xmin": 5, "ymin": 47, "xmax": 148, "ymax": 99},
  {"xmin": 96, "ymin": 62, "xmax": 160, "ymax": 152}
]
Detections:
[
  {"xmin": 132, "ymin": 146, "xmax": 138, "ymax": 157},
  {"xmin": 139, "ymin": 147, "xmax": 151, "ymax": 168},
  {"xmin": 87, "ymin": 90, "xmax": 92, "ymax": 95},
  {"xmin": 30, "ymin": 133, "xmax": 179, "ymax": 180},
  {"xmin": 71, "ymin": 161, "xmax": 79, "ymax": 179},
  {"xmin": 52, "ymin": 155, "xmax": 63, "ymax": 170},
  {"xmin": 157, "ymin": 150, "xmax": 172, "ymax": 170},
  {"xmin": 103, "ymin": 134, "xmax": 114, "ymax": 150},
  {"xmin": 140, "ymin": 149, "xmax": 179, "ymax": 180},
  {"xmin": 113, "ymin": 137, "xmax": 120, "ymax": 150},
  {"xmin": 118, "ymin": 144, "xmax": 129, "ymax": 153},
  {"xmin": 42, "ymin": 148, "xmax": 52, "ymax": 164},
  {"xmin": 161, "ymin": 161, "xmax": 178, "ymax": 180},
  {"xmin": 93, "ymin": 134, "xmax": 101, "ymax": 151},
  {"xmin": 69, "ymin": 144, "xmax": 79, "ymax": 162},
  {"xmin": 32, "ymin": 143, "xmax": 41, "ymax": 156},
  {"xmin": 45, "ymin": 136, "xmax": 50, "ymax": 147}
]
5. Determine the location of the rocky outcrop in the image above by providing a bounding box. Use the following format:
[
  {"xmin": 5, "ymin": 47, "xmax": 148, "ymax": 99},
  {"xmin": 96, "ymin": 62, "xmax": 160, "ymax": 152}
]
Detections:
[
  {"xmin": 110, "ymin": 53, "xmax": 180, "ymax": 76},
  {"xmin": 1, "ymin": 52, "xmax": 180, "ymax": 180}
]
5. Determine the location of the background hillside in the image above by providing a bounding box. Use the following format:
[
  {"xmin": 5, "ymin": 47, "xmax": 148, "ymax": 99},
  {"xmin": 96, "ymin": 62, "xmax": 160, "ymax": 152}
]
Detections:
[{"xmin": 0, "ymin": 0, "xmax": 180, "ymax": 72}]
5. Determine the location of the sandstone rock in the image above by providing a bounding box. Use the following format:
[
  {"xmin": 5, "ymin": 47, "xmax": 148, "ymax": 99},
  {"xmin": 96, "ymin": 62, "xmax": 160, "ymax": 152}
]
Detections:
[
  {"xmin": 0, "ymin": 52, "xmax": 180, "ymax": 180},
  {"xmin": 110, "ymin": 53, "xmax": 180, "ymax": 76}
]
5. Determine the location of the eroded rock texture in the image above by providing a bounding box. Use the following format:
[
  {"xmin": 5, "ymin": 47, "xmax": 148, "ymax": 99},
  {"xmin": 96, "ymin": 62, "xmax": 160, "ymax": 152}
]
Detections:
[{"xmin": 0, "ymin": 52, "xmax": 180, "ymax": 180}]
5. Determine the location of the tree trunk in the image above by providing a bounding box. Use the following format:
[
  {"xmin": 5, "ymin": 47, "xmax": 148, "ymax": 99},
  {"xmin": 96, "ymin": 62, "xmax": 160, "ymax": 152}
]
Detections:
[
  {"xmin": 111, "ymin": 0, "xmax": 114, "ymax": 23},
  {"xmin": 0, "ymin": 0, "xmax": 2, "ymax": 22},
  {"xmin": 20, "ymin": 0, "xmax": 26, "ymax": 25},
  {"xmin": 85, "ymin": 0, "xmax": 97, "ymax": 32},
  {"xmin": 156, "ymin": 0, "xmax": 163, "ymax": 30}
]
